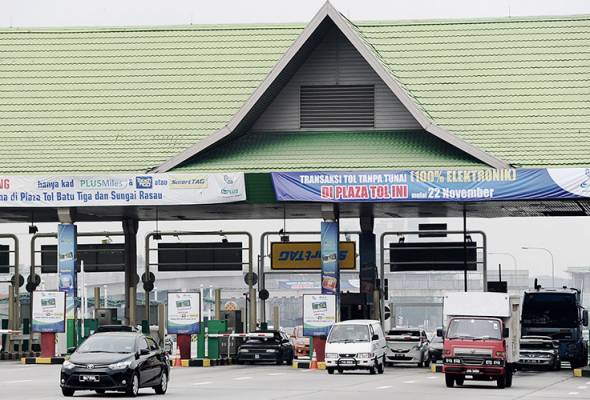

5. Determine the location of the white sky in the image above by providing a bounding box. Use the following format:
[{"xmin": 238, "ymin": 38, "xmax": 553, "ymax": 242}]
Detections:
[
  {"xmin": 0, "ymin": 0, "xmax": 588, "ymax": 281},
  {"xmin": 1, "ymin": 0, "xmax": 590, "ymax": 27}
]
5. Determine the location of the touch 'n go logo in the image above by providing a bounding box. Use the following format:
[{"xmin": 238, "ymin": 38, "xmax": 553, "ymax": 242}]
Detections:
[{"xmin": 135, "ymin": 176, "xmax": 153, "ymax": 189}]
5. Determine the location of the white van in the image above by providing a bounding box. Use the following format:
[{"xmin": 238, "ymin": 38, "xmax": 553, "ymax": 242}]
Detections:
[{"xmin": 324, "ymin": 320, "xmax": 387, "ymax": 374}]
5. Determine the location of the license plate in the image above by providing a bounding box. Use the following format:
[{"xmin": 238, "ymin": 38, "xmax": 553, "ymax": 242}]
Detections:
[
  {"xmin": 79, "ymin": 375, "xmax": 99, "ymax": 382},
  {"xmin": 339, "ymin": 360, "xmax": 354, "ymax": 365},
  {"xmin": 466, "ymin": 369, "xmax": 480, "ymax": 374},
  {"xmin": 254, "ymin": 354, "xmax": 260, "ymax": 359}
]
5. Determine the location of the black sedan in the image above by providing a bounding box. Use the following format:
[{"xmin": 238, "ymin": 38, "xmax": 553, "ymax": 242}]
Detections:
[
  {"xmin": 518, "ymin": 335, "xmax": 561, "ymax": 370},
  {"xmin": 428, "ymin": 336, "xmax": 444, "ymax": 363},
  {"xmin": 236, "ymin": 331, "xmax": 294, "ymax": 365},
  {"xmin": 60, "ymin": 331, "xmax": 169, "ymax": 397}
]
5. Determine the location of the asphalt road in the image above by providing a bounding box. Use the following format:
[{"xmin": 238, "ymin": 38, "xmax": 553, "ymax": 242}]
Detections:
[{"xmin": 0, "ymin": 362, "xmax": 588, "ymax": 399}]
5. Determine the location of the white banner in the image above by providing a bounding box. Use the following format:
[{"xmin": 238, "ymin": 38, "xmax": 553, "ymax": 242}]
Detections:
[
  {"xmin": 303, "ymin": 294, "xmax": 336, "ymax": 337},
  {"xmin": 0, "ymin": 173, "xmax": 246, "ymax": 207},
  {"xmin": 32, "ymin": 291, "xmax": 66, "ymax": 333},
  {"xmin": 167, "ymin": 292, "xmax": 201, "ymax": 335}
]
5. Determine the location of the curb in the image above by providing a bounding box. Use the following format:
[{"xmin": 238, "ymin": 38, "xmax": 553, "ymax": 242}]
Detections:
[
  {"xmin": 1, "ymin": 352, "xmax": 40, "ymax": 361},
  {"xmin": 170, "ymin": 358, "xmax": 233, "ymax": 368},
  {"xmin": 573, "ymin": 368, "xmax": 590, "ymax": 377},
  {"xmin": 431, "ymin": 364, "xmax": 443, "ymax": 373},
  {"xmin": 21, "ymin": 357, "xmax": 65, "ymax": 365},
  {"xmin": 292, "ymin": 360, "xmax": 326, "ymax": 369}
]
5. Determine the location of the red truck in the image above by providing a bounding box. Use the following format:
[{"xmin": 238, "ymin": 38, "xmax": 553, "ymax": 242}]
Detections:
[{"xmin": 438, "ymin": 292, "xmax": 520, "ymax": 389}]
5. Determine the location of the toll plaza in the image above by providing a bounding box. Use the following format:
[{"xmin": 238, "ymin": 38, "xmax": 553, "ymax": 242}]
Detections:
[{"xmin": 0, "ymin": 2, "xmax": 589, "ymax": 385}]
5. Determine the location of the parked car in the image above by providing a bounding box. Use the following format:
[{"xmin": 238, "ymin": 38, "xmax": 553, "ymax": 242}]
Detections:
[
  {"xmin": 291, "ymin": 325, "xmax": 310, "ymax": 358},
  {"xmin": 518, "ymin": 335, "xmax": 561, "ymax": 370},
  {"xmin": 385, "ymin": 328, "xmax": 430, "ymax": 367},
  {"xmin": 428, "ymin": 335, "xmax": 444, "ymax": 363},
  {"xmin": 324, "ymin": 319, "xmax": 387, "ymax": 374},
  {"xmin": 60, "ymin": 330, "xmax": 169, "ymax": 397},
  {"xmin": 236, "ymin": 331, "xmax": 294, "ymax": 365}
]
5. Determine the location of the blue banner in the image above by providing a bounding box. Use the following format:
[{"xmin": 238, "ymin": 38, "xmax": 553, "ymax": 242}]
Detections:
[
  {"xmin": 321, "ymin": 222, "xmax": 339, "ymax": 297},
  {"xmin": 57, "ymin": 224, "xmax": 77, "ymax": 319},
  {"xmin": 271, "ymin": 168, "xmax": 590, "ymax": 202}
]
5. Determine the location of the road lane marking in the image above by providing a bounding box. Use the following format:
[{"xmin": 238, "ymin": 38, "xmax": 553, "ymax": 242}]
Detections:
[
  {"xmin": 403, "ymin": 380, "xmax": 416, "ymax": 384},
  {"xmin": 577, "ymin": 386, "xmax": 587, "ymax": 390},
  {"xmin": 234, "ymin": 376, "xmax": 252, "ymax": 380},
  {"xmin": 376, "ymin": 386, "xmax": 392, "ymax": 390},
  {"xmin": 569, "ymin": 392, "xmax": 579, "ymax": 395},
  {"xmin": 192, "ymin": 381, "xmax": 212, "ymax": 386},
  {"xmin": 300, "ymin": 369, "xmax": 314, "ymax": 373},
  {"xmin": 2, "ymin": 380, "xmax": 33, "ymax": 384},
  {"xmin": 268, "ymin": 373, "xmax": 284, "ymax": 376},
  {"xmin": 427, "ymin": 376, "xmax": 438, "ymax": 379}
]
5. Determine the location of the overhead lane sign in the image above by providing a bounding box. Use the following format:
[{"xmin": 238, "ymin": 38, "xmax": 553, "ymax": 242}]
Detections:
[
  {"xmin": 0, "ymin": 173, "xmax": 246, "ymax": 207},
  {"xmin": 271, "ymin": 168, "xmax": 590, "ymax": 202},
  {"xmin": 271, "ymin": 242, "xmax": 356, "ymax": 270}
]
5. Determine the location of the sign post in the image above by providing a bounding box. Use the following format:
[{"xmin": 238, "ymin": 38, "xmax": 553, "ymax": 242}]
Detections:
[
  {"xmin": 167, "ymin": 292, "xmax": 200, "ymax": 360},
  {"xmin": 303, "ymin": 294, "xmax": 336, "ymax": 362},
  {"xmin": 32, "ymin": 291, "xmax": 66, "ymax": 357}
]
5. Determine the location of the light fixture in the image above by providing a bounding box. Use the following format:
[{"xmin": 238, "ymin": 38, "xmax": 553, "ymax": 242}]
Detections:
[
  {"xmin": 101, "ymin": 235, "xmax": 112, "ymax": 245},
  {"xmin": 398, "ymin": 236, "xmax": 405, "ymax": 243},
  {"xmin": 465, "ymin": 235, "xmax": 472, "ymax": 242},
  {"xmin": 29, "ymin": 211, "xmax": 38, "ymax": 234}
]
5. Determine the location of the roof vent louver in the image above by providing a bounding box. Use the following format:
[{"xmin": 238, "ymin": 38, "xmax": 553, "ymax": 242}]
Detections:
[{"xmin": 300, "ymin": 85, "xmax": 375, "ymax": 129}]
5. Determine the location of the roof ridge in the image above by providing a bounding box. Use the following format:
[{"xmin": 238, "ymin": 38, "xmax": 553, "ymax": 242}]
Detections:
[{"xmin": 356, "ymin": 13, "xmax": 590, "ymax": 28}]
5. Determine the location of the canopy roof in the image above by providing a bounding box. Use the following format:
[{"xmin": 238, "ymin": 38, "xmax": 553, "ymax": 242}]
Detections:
[{"xmin": 1, "ymin": 5, "xmax": 589, "ymax": 174}]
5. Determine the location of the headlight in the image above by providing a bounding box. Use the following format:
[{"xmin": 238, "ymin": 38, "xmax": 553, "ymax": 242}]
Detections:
[
  {"xmin": 108, "ymin": 360, "xmax": 132, "ymax": 370},
  {"xmin": 62, "ymin": 360, "xmax": 76, "ymax": 370},
  {"xmin": 325, "ymin": 353, "xmax": 338, "ymax": 359},
  {"xmin": 240, "ymin": 349, "xmax": 249, "ymax": 353},
  {"xmin": 265, "ymin": 349, "xmax": 277, "ymax": 353},
  {"xmin": 357, "ymin": 353, "xmax": 374, "ymax": 359}
]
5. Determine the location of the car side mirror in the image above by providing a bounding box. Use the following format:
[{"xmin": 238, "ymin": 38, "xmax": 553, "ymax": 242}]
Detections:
[
  {"xmin": 372, "ymin": 334, "xmax": 379, "ymax": 341},
  {"xmin": 67, "ymin": 346, "xmax": 77, "ymax": 354},
  {"xmin": 583, "ymin": 310, "xmax": 588, "ymax": 327},
  {"xmin": 436, "ymin": 329, "xmax": 443, "ymax": 338},
  {"xmin": 139, "ymin": 348, "xmax": 150, "ymax": 356},
  {"xmin": 502, "ymin": 327, "xmax": 509, "ymax": 338}
]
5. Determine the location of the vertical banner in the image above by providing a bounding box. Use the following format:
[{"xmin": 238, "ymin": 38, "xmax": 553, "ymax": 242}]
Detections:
[
  {"xmin": 32, "ymin": 291, "xmax": 66, "ymax": 332},
  {"xmin": 320, "ymin": 221, "xmax": 340, "ymax": 297},
  {"xmin": 57, "ymin": 224, "xmax": 77, "ymax": 318},
  {"xmin": 167, "ymin": 292, "xmax": 201, "ymax": 334},
  {"xmin": 303, "ymin": 294, "xmax": 336, "ymax": 336}
]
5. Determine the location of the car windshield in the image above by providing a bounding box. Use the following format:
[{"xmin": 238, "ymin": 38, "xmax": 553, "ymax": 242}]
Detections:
[
  {"xmin": 77, "ymin": 335, "xmax": 136, "ymax": 353},
  {"xmin": 430, "ymin": 337, "xmax": 443, "ymax": 344},
  {"xmin": 328, "ymin": 324, "xmax": 369, "ymax": 343},
  {"xmin": 521, "ymin": 342, "xmax": 554, "ymax": 350},
  {"xmin": 446, "ymin": 318, "xmax": 502, "ymax": 340},
  {"xmin": 244, "ymin": 336, "xmax": 280, "ymax": 345},
  {"xmin": 388, "ymin": 329, "xmax": 420, "ymax": 341},
  {"xmin": 522, "ymin": 293, "xmax": 579, "ymax": 328}
]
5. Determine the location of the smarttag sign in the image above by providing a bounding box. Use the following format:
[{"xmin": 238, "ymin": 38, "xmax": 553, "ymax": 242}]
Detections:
[{"xmin": 271, "ymin": 242, "xmax": 356, "ymax": 270}]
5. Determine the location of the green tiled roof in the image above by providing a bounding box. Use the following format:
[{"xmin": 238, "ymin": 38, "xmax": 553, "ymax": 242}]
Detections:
[
  {"xmin": 0, "ymin": 25, "xmax": 303, "ymax": 173},
  {"xmin": 173, "ymin": 130, "xmax": 484, "ymax": 172},
  {"xmin": 355, "ymin": 16, "xmax": 590, "ymax": 167},
  {"xmin": 1, "ymin": 14, "xmax": 590, "ymax": 174}
]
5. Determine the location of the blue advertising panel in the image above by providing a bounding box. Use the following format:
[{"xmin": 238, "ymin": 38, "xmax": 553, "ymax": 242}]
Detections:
[
  {"xmin": 271, "ymin": 168, "xmax": 590, "ymax": 202},
  {"xmin": 321, "ymin": 221, "xmax": 339, "ymax": 296},
  {"xmin": 57, "ymin": 224, "xmax": 77, "ymax": 318},
  {"xmin": 303, "ymin": 294, "xmax": 336, "ymax": 337}
]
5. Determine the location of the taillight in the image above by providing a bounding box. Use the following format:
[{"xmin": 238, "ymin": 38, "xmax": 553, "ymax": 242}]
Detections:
[
  {"xmin": 443, "ymin": 349, "xmax": 452, "ymax": 356},
  {"xmin": 495, "ymin": 351, "xmax": 505, "ymax": 358}
]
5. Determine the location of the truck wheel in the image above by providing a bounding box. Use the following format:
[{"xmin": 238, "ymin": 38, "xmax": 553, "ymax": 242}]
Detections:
[
  {"xmin": 505, "ymin": 370, "xmax": 513, "ymax": 388},
  {"xmin": 445, "ymin": 375, "xmax": 454, "ymax": 388},
  {"xmin": 497, "ymin": 373, "xmax": 506, "ymax": 389},
  {"xmin": 554, "ymin": 359, "xmax": 561, "ymax": 371},
  {"xmin": 377, "ymin": 357, "xmax": 384, "ymax": 374},
  {"xmin": 327, "ymin": 368, "xmax": 335, "ymax": 375},
  {"xmin": 455, "ymin": 377, "xmax": 464, "ymax": 386}
]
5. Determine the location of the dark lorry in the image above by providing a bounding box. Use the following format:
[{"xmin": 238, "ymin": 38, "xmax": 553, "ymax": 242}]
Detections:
[{"xmin": 521, "ymin": 286, "xmax": 588, "ymax": 368}]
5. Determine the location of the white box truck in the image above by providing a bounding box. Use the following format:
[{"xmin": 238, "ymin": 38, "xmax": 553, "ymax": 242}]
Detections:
[{"xmin": 438, "ymin": 292, "xmax": 520, "ymax": 389}]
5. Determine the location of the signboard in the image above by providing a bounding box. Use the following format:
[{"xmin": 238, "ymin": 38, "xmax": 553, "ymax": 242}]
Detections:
[
  {"xmin": 41, "ymin": 243, "xmax": 125, "ymax": 273},
  {"xmin": 271, "ymin": 242, "xmax": 355, "ymax": 270},
  {"xmin": 321, "ymin": 222, "xmax": 339, "ymax": 296},
  {"xmin": 0, "ymin": 244, "xmax": 8, "ymax": 274},
  {"xmin": 158, "ymin": 242, "xmax": 243, "ymax": 272},
  {"xmin": 272, "ymin": 168, "xmax": 590, "ymax": 202},
  {"xmin": 58, "ymin": 224, "xmax": 77, "ymax": 318},
  {"xmin": 303, "ymin": 294, "xmax": 336, "ymax": 336},
  {"xmin": 389, "ymin": 242, "xmax": 477, "ymax": 271},
  {"xmin": 32, "ymin": 291, "xmax": 66, "ymax": 333},
  {"xmin": 167, "ymin": 292, "xmax": 201, "ymax": 334},
  {"xmin": 0, "ymin": 173, "xmax": 246, "ymax": 207}
]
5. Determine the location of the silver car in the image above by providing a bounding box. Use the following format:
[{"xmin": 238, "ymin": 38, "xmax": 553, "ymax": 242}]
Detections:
[{"xmin": 385, "ymin": 328, "xmax": 430, "ymax": 367}]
